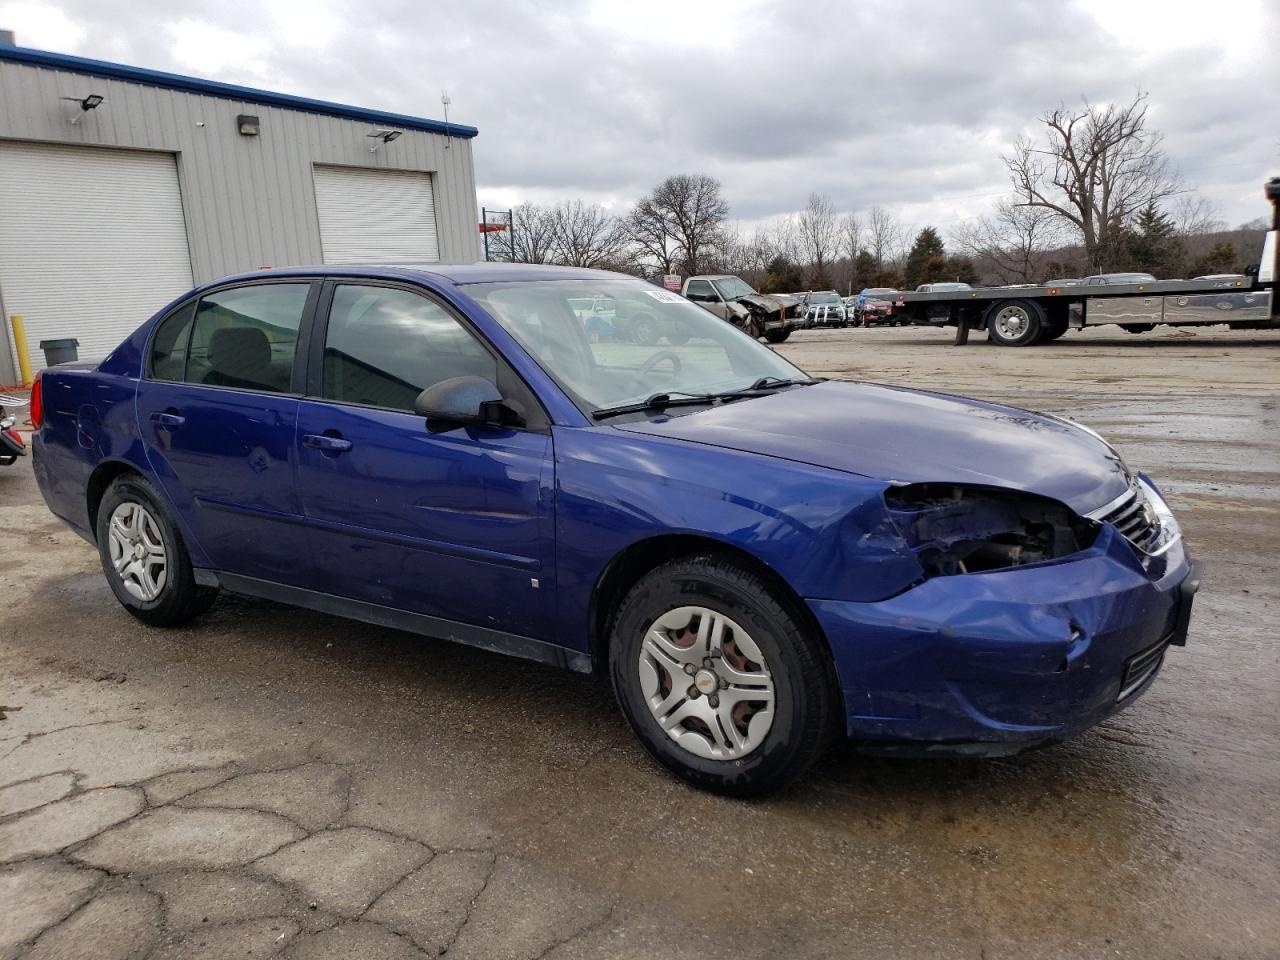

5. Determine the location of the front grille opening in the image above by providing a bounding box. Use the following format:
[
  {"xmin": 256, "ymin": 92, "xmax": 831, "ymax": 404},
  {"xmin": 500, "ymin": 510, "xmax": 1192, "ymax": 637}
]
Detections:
[{"xmin": 1119, "ymin": 638, "xmax": 1167, "ymax": 701}]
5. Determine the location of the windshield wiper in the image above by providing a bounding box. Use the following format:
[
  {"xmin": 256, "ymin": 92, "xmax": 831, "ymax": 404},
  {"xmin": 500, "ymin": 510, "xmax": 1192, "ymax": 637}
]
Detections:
[
  {"xmin": 591, "ymin": 392, "xmax": 720, "ymax": 420},
  {"xmin": 720, "ymin": 376, "xmax": 822, "ymax": 396},
  {"xmin": 591, "ymin": 379, "xmax": 821, "ymax": 421}
]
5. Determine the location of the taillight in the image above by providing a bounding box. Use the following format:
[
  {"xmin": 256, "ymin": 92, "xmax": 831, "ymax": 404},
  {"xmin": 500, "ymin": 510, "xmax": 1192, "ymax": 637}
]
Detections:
[{"xmin": 29, "ymin": 372, "xmax": 43, "ymax": 429}]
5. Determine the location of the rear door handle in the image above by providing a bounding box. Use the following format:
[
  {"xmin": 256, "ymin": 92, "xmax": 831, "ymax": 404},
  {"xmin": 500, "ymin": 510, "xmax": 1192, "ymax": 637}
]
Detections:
[
  {"xmin": 302, "ymin": 433, "xmax": 353, "ymax": 453},
  {"xmin": 151, "ymin": 412, "xmax": 186, "ymax": 428}
]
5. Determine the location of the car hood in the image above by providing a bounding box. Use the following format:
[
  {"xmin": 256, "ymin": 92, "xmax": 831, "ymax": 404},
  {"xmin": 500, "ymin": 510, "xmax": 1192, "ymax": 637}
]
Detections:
[
  {"xmin": 737, "ymin": 293, "xmax": 792, "ymax": 311},
  {"xmin": 613, "ymin": 380, "xmax": 1129, "ymax": 514}
]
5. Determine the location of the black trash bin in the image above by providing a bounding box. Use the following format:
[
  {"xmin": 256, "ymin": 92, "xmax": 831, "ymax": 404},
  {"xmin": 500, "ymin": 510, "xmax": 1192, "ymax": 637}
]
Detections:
[{"xmin": 39, "ymin": 338, "xmax": 80, "ymax": 366}]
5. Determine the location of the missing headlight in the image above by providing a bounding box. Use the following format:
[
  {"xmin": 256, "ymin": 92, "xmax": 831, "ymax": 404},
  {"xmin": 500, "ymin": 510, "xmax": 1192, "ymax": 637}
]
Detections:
[{"xmin": 884, "ymin": 483, "xmax": 1098, "ymax": 577}]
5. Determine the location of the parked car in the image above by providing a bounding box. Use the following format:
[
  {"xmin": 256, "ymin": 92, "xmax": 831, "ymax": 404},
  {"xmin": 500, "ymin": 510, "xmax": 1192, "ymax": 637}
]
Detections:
[
  {"xmin": 1079, "ymin": 272, "xmax": 1157, "ymax": 285},
  {"xmin": 801, "ymin": 290, "xmax": 848, "ymax": 327},
  {"xmin": 915, "ymin": 282, "xmax": 973, "ymax": 293},
  {"xmin": 854, "ymin": 287, "xmax": 902, "ymax": 326},
  {"xmin": 30, "ymin": 263, "xmax": 1201, "ymax": 796},
  {"xmin": 682, "ymin": 275, "xmax": 800, "ymax": 343}
]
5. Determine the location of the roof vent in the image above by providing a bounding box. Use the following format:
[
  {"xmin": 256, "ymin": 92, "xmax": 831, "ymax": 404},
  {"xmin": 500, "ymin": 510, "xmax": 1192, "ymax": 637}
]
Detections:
[{"xmin": 0, "ymin": 29, "xmax": 16, "ymax": 46}]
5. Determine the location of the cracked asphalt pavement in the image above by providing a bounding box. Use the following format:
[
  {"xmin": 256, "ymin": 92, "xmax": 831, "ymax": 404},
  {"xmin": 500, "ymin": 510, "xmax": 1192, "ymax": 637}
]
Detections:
[{"xmin": 2, "ymin": 325, "xmax": 1278, "ymax": 959}]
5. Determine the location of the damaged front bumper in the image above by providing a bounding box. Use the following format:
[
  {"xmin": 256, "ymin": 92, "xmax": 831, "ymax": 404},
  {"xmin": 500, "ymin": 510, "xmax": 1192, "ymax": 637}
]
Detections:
[{"xmin": 809, "ymin": 526, "xmax": 1201, "ymax": 754}]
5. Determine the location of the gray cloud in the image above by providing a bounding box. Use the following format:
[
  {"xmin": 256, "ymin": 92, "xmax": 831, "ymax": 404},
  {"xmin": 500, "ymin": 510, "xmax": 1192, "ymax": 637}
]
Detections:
[{"xmin": 5, "ymin": 0, "xmax": 1277, "ymax": 232}]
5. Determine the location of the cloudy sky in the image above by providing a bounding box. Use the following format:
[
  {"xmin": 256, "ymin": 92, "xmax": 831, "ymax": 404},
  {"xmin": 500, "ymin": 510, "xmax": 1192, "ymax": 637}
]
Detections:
[{"xmin": 3, "ymin": 0, "xmax": 1276, "ymax": 236}]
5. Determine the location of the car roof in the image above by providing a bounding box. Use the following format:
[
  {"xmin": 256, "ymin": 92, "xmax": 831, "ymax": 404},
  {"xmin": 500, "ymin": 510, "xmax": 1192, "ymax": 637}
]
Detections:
[{"xmin": 206, "ymin": 262, "xmax": 627, "ymax": 290}]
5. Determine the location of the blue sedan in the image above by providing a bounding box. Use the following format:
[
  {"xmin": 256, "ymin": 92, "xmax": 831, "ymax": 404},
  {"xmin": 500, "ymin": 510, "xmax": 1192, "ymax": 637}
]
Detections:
[{"xmin": 30, "ymin": 264, "xmax": 1201, "ymax": 795}]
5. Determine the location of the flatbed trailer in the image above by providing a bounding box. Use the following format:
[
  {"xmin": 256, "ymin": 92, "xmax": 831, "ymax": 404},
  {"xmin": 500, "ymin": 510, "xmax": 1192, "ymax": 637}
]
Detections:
[{"xmin": 891, "ymin": 177, "xmax": 1280, "ymax": 346}]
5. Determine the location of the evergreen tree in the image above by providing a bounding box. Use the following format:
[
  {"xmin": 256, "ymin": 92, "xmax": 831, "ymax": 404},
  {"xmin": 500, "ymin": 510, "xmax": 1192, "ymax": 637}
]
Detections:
[
  {"xmin": 1121, "ymin": 202, "xmax": 1185, "ymax": 277},
  {"xmin": 759, "ymin": 254, "xmax": 804, "ymax": 293},
  {"xmin": 1188, "ymin": 241, "xmax": 1238, "ymax": 277},
  {"xmin": 904, "ymin": 227, "xmax": 947, "ymax": 287}
]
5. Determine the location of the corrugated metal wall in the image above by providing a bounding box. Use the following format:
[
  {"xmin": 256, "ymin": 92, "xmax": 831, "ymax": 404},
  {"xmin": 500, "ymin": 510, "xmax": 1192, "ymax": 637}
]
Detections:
[{"xmin": 0, "ymin": 58, "xmax": 478, "ymax": 380}]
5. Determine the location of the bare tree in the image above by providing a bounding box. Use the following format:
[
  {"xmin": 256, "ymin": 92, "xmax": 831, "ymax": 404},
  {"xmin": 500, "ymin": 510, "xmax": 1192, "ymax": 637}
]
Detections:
[
  {"xmin": 952, "ymin": 198, "xmax": 1066, "ymax": 283},
  {"xmin": 549, "ymin": 201, "xmax": 626, "ymax": 269},
  {"xmin": 839, "ymin": 212, "xmax": 864, "ymax": 293},
  {"xmin": 1004, "ymin": 92, "xmax": 1182, "ymax": 271},
  {"xmin": 627, "ymin": 174, "xmax": 730, "ymax": 276},
  {"xmin": 866, "ymin": 205, "xmax": 904, "ymax": 269},
  {"xmin": 1170, "ymin": 193, "xmax": 1226, "ymax": 237},
  {"xmin": 508, "ymin": 203, "xmax": 558, "ymax": 264},
  {"xmin": 796, "ymin": 192, "xmax": 840, "ymax": 287}
]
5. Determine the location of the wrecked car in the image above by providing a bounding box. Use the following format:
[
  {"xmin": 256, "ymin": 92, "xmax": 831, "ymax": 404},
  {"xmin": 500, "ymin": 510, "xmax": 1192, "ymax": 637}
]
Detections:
[
  {"xmin": 682, "ymin": 274, "xmax": 801, "ymax": 343},
  {"xmin": 30, "ymin": 264, "xmax": 1201, "ymax": 796}
]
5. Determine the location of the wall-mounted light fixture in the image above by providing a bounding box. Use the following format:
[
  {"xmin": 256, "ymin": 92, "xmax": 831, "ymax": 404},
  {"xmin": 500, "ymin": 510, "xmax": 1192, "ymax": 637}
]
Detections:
[
  {"xmin": 237, "ymin": 114, "xmax": 260, "ymax": 136},
  {"xmin": 61, "ymin": 93, "xmax": 104, "ymax": 124},
  {"xmin": 367, "ymin": 128, "xmax": 402, "ymax": 153}
]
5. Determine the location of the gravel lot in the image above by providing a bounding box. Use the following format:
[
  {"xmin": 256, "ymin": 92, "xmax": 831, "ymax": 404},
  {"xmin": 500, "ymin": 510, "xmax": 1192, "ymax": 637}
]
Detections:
[{"xmin": 2, "ymin": 324, "xmax": 1278, "ymax": 959}]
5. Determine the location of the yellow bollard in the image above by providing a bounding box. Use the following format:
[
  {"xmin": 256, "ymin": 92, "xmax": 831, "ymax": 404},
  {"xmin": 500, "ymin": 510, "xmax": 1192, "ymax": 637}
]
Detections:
[{"xmin": 9, "ymin": 314, "xmax": 33, "ymax": 387}]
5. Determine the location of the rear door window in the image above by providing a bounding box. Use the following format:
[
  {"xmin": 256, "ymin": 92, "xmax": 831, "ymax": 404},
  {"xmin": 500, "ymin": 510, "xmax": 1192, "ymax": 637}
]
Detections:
[
  {"xmin": 149, "ymin": 301, "xmax": 195, "ymax": 381},
  {"xmin": 320, "ymin": 284, "xmax": 498, "ymax": 413},
  {"xmin": 187, "ymin": 284, "xmax": 310, "ymax": 393}
]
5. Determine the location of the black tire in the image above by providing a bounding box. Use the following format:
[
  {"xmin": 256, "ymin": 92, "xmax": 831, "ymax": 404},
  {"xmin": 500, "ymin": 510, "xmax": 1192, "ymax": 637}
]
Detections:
[
  {"xmin": 1039, "ymin": 323, "xmax": 1069, "ymax": 342},
  {"xmin": 665, "ymin": 324, "xmax": 691, "ymax": 346},
  {"xmin": 764, "ymin": 329, "xmax": 791, "ymax": 343},
  {"xmin": 95, "ymin": 475, "xmax": 219, "ymax": 627},
  {"xmin": 632, "ymin": 313, "xmax": 659, "ymax": 346},
  {"xmin": 608, "ymin": 555, "xmax": 837, "ymax": 797},
  {"xmin": 985, "ymin": 299, "xmax": 1045, "ymax": 346}
]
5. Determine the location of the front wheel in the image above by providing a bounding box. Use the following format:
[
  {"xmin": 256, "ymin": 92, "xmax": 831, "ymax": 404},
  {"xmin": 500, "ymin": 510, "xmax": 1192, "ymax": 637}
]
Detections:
[
  {"xmin": 764, "ymin": 329, "xmax": 791, "ymax": 343},
  {"xmin": 96, "ymin": 475, "xmax": 219, "ymax": 626},
  {"xmin": 631, "ymin": 313, "xmax": 659, "ymax": 346},
  {"xmin": 609, "ymin": 556, "xmax": 837, "ymax": 796}
]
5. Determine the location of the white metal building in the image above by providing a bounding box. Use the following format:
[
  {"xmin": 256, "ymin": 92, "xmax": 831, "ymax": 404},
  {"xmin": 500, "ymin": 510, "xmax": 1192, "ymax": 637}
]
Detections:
[{"xmin": 0, "ymin": 38, "xmax": 480, "ymax": 382}]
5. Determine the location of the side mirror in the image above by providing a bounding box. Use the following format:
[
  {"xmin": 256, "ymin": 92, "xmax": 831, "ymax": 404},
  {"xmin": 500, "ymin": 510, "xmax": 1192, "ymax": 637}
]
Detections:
[{"xmin": 413, "ymin": 376, "xmax": 520, "ymax": 428}]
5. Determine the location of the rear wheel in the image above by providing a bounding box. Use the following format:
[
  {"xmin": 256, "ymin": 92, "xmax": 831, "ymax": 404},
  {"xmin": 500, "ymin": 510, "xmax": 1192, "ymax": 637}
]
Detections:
[
  {"xmin": 986, "ymin": 299, "xmax": 1044, "ymax": 346},
  {"xmin": 96, "ymin": 475, "xmax": 218, "ymax": 626},
  {"xmin": 609, "ymin": 556, "xmax": 836, "ymax": 796}
]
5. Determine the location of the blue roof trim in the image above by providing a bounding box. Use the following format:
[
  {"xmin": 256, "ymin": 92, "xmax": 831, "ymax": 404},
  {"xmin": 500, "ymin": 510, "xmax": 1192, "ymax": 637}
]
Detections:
[{"xmin": 0, "ymin": 44, "xmax": 479, "ymax": 138}]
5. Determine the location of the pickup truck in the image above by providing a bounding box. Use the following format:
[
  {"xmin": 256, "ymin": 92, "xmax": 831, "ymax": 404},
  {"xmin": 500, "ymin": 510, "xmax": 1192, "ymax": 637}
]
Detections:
[{"xmin": 681, "ymin": 275, "xmax": 802, "ymax": 343}]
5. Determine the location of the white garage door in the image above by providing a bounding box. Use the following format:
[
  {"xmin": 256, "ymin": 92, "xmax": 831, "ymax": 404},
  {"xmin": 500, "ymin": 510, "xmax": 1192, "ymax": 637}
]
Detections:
[
  {"xmin": 0, "ymin": 140, "xmax": 193, "ymax": 374},
  {"xmin": 313, "ymin": 165, "xmax": 440, "ymax": 265}
]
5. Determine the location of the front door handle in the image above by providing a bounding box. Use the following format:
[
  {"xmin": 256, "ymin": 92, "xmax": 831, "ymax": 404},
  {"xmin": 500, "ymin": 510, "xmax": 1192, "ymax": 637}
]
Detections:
[
  {"xmin": 151, "ymin": 411, "xmax": 186, "ymax": 428},
  {"xmin": 302, "ymin": 433, "xmax": 353, "ymax": 453}
]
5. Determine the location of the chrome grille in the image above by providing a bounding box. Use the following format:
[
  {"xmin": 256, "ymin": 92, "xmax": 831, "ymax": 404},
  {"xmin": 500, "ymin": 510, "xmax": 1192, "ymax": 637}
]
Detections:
[{"xmin": 1088, "ymin": 482, "xmax": 1160, "ymax": 552}]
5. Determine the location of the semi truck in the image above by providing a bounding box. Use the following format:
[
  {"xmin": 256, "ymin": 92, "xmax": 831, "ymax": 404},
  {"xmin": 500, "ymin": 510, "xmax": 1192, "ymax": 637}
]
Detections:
[{"xmin": 891, "ymin": 177, "xmax": 1280, "ymax": 346}]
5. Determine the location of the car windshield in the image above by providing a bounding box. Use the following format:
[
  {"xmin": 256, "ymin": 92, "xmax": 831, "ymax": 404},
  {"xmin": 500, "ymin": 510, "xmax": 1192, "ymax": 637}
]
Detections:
[
  {"xmin": 810, "ymin": 292, "xmax": 841, "ymax": 303},
  {"xmin": 468, "ymin": 278, "xmax": 808, "ymax": 415},
  {"xmin": 862, "ymin": 288, "xmax": 896, "ymax": 296},
  {"xmin": 711, "ymin": 277, "xmax": 755, "ymax": 299}
]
